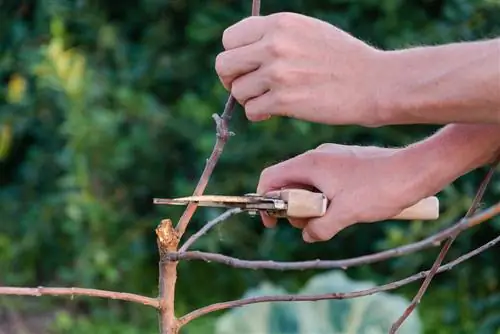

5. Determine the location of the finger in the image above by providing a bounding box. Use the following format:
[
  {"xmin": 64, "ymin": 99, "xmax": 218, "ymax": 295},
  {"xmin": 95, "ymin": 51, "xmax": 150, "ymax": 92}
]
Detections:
[
  {"xmin": 244, "ymin": 88, "xmax": 297, "ymax": 122},
  {"xmin": 287, "ymin": 218, "xmax": 308, "ymax": 229},
  {"xmin": 257, "ymin": 154, "xmax": 317, "ymax": 195},
  {"xmin": 230, "ymin": 66, "xmax": 270, "ymax": 106},
  {"xmin": 215, "ymin": 43, "xmax": 266, "ymax": 90},
  {"xmin": 302, "ymin": 201, "xmax": 353, "ymax": 243},
  {"xmin": 259, "ymin": 211, "xmax": 277, "ymax": 228},
  {"xmin": 222, "ymin": 16, "xmax": 267, "ymax": 50}
]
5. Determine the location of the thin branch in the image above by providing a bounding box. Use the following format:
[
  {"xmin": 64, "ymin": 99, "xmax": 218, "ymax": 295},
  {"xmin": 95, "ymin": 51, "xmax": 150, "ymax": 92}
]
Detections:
[
  {"xmin": 167, "ymin": 201, "xmax": 500, "ymax": 270},
  {"xmin": 252, "ymin": 0, "xmax": 261, "ymax": 15},
  {"xmin": 390, "ymin": 156, "xmax": 500, "ymax": 333},
  {"xmin": 178, "ymin": 233, "xmax": 500, "ymax": 326},
  {"xmin": 175, "ymin": 98, "xmax": 236, "ymax": 238},
  {"xmin": 179, "ymin": 208, "xmax": 242, "ymax": 252},
  {"xmin": 175, "ymin": 0, "xmax": 262, "ymax": 238},
  {"xmin": 0, "ymin": 287, "xmax": 159, "ymax": 308}
]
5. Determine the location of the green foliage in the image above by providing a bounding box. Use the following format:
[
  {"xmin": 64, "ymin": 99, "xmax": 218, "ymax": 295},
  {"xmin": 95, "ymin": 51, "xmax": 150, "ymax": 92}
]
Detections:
[
  {"xmin": 215, "ymin": 270, "xmax": 421, "ymax": 334},
  {"xmin": 0, "ymin": 0, "xmax": 499, "ymax": 333}
]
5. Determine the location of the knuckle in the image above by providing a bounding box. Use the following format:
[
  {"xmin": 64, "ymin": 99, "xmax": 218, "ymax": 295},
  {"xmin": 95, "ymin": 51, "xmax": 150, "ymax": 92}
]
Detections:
[
  {"xmin": 271, "ymin": 90, "xmax": 292, "ymax": 109},
  {"xmin": 271, "ymin": 12, "xmax": 296, "ymax": 30},
  {"xmin": 302, "ymin": 149, "xmax": 325, "ymax": 168},
  {"xmin": 264, "ymin": 34, "xmax": 287, "ymax": 58},
  {"xmin": 268, "ymin": 63, "xmax": 287, "ymax": 84},
  {"xmin": 315, "ymin": 143, "xmax": 331, "ymax": 151}
]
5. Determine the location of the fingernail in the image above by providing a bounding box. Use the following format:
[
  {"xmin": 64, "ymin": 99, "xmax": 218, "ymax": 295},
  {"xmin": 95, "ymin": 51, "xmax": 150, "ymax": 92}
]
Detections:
[{"xmin": 303, "ymin": 230, "xmax": 315, "ymax": 243}]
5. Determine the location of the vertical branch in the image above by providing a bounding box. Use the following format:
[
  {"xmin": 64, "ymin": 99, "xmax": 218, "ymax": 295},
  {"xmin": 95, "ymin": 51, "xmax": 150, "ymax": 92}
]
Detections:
[
  {"xmin": 175, "ymin": 98, "xmax": 236, "ymax": 237},
  {"xmin": 390, "ymin": 156, "xmax": 500, "ymax": 333},
  {"xmin": 175, "ymin": 0, "xmax": 262, "ymax": 238},
  {"xmin": 157, "ymin": 2, "xmax": 262, "ymax": 334},
  {"xmin": 156, "ymin": 219, "xmax": 181, "ymax": 334}
]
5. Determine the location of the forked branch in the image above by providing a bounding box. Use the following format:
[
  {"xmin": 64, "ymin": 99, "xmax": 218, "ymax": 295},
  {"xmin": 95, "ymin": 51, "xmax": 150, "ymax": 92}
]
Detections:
[{"xmin": 156, "ymin": 2, "xmax": 262, "ymax": 333}]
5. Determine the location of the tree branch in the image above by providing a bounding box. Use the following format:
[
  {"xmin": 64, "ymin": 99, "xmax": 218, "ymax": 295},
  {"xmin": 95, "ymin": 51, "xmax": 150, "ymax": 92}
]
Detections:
[
  {"xmin": 166, "ymin": 201, "xmax": 500, "ymax": 270},
  {"xmin": 156, "ymin": 219, "xmax": 181, "ymax": 333},
  {"xmin": 175, "ymin": 1, "xmax": 262, "ymax": 238},
  {"xmin": 389, "ymin": 156, "xmax": 500, "ymax": 333},
  {"xmin": 179, "ymin": 208, "xmax": 242, "ymax": 252},
  {"xmin": 175, "ymin": 99, "xmax": 236, "ymax": 238},
  {"xmin": 0, "ymin": 287, "xmax": 159, "ymax": 308},
  {"xmin": 178, "ymin": 233, "xmax": 500, "ymax": 326},
  {"xmin": 156, "ymin": 2, "xmax": 262, "ymax": 333}
]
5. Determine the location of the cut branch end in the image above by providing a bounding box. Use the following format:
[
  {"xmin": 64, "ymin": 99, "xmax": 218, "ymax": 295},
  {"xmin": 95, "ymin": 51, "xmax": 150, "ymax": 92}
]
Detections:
[{"xmin": 156, "ymin": 219, "xmax": 180, "ymax": 253}]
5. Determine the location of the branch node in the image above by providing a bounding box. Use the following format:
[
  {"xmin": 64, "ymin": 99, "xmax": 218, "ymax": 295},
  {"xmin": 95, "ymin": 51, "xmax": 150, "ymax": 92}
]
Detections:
[{"xmin": 213, "ymin": 113, "xmax": 230, "ymax": 141}]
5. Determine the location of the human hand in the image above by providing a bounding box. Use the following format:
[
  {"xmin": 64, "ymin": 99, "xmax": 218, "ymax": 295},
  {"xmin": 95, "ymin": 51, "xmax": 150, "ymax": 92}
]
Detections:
[
  {"xmin": 256, "ymin": 144, "xmax": 437, "ymax": 243},
  {"xmin": 215, "ymin": 12, "xmax": 384, "ymax": 127}
]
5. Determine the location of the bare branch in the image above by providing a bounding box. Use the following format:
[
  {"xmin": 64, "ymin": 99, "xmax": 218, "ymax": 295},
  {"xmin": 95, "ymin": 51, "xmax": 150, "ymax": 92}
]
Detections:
[
  {"xmin": 174, "ymin": 0, "xmax": 262, "ymax": 238},
  {"xmin": 175, "ymin": 97, "xmax": 236, "ymax": 238},
  {"xmin": 0, "ymin": 287, "xmax": 159, "ymax": 308},
  {"xmin": 167, "ymin": 202, "xmax": 500, "ymax": 270},
  {"xmin": 156, "ymin": 3, "xmax": 262, "ymax": 333},
  {"xmin": 179, "ymin": 208, "xmax": 242, "ymax": 252},
  {"xmin": 178, "ymin": 233, "xmax": 500, "ymax": 326},
  {"xmin": 390, "ymin": 156, "xmax": 500, "ymax": 333},
  {"xmin": 252, "ymin": 0, "xmax": 261, "ymax": 15},
  {"xmin": 156, "ymin": 219, "xmax": 181, "ymax": 333}
]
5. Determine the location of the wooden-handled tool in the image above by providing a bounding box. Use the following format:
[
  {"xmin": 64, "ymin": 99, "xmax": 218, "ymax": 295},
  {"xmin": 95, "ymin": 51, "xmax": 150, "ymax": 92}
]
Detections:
[{"xmin": 153, "ymin": 188, "xmax": 439, "ymax": 221}]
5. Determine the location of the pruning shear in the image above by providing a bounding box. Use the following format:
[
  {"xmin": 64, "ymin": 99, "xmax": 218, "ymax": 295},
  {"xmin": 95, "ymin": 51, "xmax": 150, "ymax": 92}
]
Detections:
[{"xmin": 153, "ymin": 188, "xmax": 440, "ymax": 220}]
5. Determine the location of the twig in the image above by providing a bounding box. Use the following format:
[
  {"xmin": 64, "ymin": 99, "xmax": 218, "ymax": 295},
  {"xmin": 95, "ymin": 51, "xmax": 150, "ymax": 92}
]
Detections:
[
  {"xmin": 156, "ymin": 219, "xmax": 181, "ymax": 333},
  {"xmin": 0, "ymin": 287, "xmax": 159, "ymax": 308},
  {"xmin": 178, "ymin": 233, "xmax": 500, "ymax": 326},
  {"xmin": 175, "ymin": 99, "xmax": 236, "ymax": 238},
  {"xmin": 389, "ymin": 156, "xmax": 500, "ymax": 333},
  {"xmin": 175, "ymin": 1, "xmax": 261, "ymax": 238},
  {"xmin": 179, "ymin": 208, "xmax": 242, "ymax": 252},
  {"xmin": 167, "ymin": 201, "xmax": 500, "ymax": 269}
]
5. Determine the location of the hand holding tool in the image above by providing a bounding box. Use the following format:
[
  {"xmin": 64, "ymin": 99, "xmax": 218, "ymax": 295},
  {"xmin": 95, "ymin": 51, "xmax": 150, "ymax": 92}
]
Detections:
[{"xmin": 153, "ymin": 188, "xmax": 440, "ymax": 220}]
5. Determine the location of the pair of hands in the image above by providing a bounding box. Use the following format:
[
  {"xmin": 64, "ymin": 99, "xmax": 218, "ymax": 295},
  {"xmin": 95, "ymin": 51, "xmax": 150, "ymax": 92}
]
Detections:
[{"xmin": 213, "ymin": 12, "xmax": 479, "ymax": 242}]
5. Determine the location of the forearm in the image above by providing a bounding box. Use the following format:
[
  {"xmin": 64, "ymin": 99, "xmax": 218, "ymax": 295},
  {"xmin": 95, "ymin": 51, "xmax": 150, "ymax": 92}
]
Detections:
[
  {"xmin": 377, "ymin": 38, "xmax": 500, "ymax": 125},
  {"xmin": 399, "ymin": 124, "xmax": 500, "ymax": 199}
]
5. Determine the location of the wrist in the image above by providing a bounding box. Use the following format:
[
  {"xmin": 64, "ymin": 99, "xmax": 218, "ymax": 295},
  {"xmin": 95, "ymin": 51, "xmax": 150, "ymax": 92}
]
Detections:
[
  {"xmin": 394, "ymin": 124, "xmax": 500, "ymax": 200},
  {"xmin": 375, "ymin": 39, "xmax": 500, "ymax": 125}
]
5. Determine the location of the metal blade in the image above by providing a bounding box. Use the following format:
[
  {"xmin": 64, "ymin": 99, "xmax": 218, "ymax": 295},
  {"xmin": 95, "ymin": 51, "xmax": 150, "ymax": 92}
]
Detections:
[{"xmin": 153, "ymin": 194, "xmax": 287, "ymax": 211}]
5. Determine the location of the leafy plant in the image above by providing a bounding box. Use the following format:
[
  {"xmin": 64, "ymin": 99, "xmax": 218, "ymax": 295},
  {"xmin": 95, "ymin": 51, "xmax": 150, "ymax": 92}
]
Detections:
[{"xmin": 215, "ymin": 270, "xmax": 422, "ymax": 334}]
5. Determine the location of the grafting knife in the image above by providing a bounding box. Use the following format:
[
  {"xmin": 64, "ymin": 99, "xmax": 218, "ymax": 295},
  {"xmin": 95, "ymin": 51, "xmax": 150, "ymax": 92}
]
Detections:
[{"xmin": 153, "ymin": 188, "xmax": 440, "ymax": 220}]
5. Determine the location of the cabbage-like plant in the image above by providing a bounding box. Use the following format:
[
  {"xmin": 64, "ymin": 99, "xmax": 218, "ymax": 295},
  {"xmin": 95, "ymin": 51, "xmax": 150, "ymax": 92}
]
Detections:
[{"xmin": 215, "ymin": 270, "xmax": 422, "ymax": 334}]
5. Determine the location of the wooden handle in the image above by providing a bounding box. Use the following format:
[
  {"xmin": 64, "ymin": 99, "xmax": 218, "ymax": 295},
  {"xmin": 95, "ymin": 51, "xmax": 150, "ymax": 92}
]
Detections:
[
  {"xmin": 266, "ymin": 189, "xmax": 439, "ymax": 220},
  {"xmin": 391, "ymin": 196, "xmax": 440, "ymax": 220}
]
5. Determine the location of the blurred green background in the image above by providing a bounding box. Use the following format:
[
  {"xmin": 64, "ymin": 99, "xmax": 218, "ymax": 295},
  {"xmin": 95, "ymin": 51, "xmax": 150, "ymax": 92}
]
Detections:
[{"xmin": 1, "ymin": 0, "xmax": 500, "ymax": 333}]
